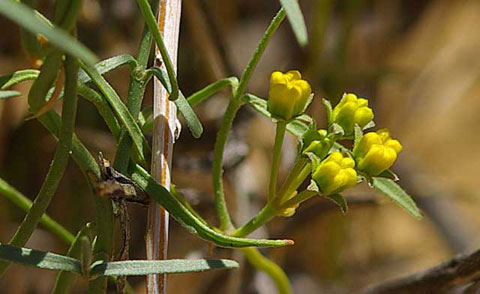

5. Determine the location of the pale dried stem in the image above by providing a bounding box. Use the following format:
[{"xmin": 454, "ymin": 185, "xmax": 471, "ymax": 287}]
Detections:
[{"xmin": 146, "ymin": 0, "xmax": 182, "ymax": 293}]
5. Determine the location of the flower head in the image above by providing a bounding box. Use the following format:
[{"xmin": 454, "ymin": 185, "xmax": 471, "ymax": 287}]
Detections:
[
  {"xmin": 268, "ymin": 70, "xmax": 312, "ymax": 121},
  {"xmin": 312, "ymin": 152, "xmax": 357, "ymax": 195},
  {"xmin": 332, "ymin": 93, "xmax": 374, "ymax": 134},
  {"xmin": 353, "ymin": 129, "xmax": 402, "ymax": 176}
]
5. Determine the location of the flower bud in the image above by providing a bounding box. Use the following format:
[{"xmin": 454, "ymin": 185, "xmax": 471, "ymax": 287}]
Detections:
[
  {"xmin": 353, "ymin": 129, "xmax": 402, "ymax": 176},
  {"xmin": 268, "ymin": 70, "xmax": 312, "ymax": 121},
  {"xmin": 312, "ymin": 152, "xmax": 357, "ymax": 195},
  {"xmin": 302, "ymin": 129, "xmax": 332, "ymax": 160},
  {"xmin": 332, "ymin": 93, "xmax": 374, "ymax": 134}
]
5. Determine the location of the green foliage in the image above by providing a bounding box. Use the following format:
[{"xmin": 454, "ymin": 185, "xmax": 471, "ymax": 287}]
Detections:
[
  {"xmin": 0, "ymin": 244, "xmax": 239, "ymax": 277},
  {"xmin": 0, "ymin": 90, "xmax": 21, "ymax": 99},
  {"xmin": 279, "ymin": 0, "xmax": 308, "ymax": 46},
  {"xmin": 0, "ymin": 0, "xmax": 97, "ymax": 65},
  {"xmin": 0, "ymin": 1, "xmax": 419, "ymax": 293},
  {"xmin": 373, "ymin": 177, "xmax": 422, "ymax": 219}
]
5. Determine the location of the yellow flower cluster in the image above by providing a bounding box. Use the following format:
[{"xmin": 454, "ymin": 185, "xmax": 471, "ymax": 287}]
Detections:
[
  {"xmin": 268, "ymin": 70, "xmax": 312, "ymax": 121},
  {"xmin": 332, "ymin": 93, "xmax": 374, "ymax": 134},
  {"xmin": 312, "ymin": 152, "xmax": 357, "ymax": 195},
  {"xmin": 353, "ymin": 129, "xmax": 403, "ymax": 176}
]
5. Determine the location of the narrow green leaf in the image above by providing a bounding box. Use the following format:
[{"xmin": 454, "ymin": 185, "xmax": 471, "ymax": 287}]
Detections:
[
  {"xmin": 135, "ymin": 0, "xmax": 179, "ymax": 101},
  {"xmin": 147, "ymin": 67, "xmax": 203, "ymax": 138},
  {"xmin": 353, "ymin": 124, "xmax": 363, "ymax": 150},
  {"xmin": 52, "ymin": 224, "xmax": 95, "ymax": 294},
  {"xmin": 79, "ymin": 61, "xmax": 150, "ymax": 166},
  {"xmin": 131, "ymin": 165, "xmax": 294, "ymax": 248},
  {"xmin": 326, "ymin": 193, "xmax": 348, "ymax": 214},
  {"xmin": 372, "ymin": 177, "xmax": 422, "ymax": 219},
  {"xmin": 78, "ymin": 54, "xmax": 138, "ymax": 84},
  {"xmin": 0, "ymin": 69, "xmax": 39, "ymax": 89},
  {"xmin": 0, "ymin": 90, "xmax": 21, "ymax": 99},
  {"xmin": 90, "ymin": 259, "xmax": 238, "ymax": 277},
  {"xmin": 279, "ymin": 0, "xmax": 308, "ymax": 46},
  {"xmin": 187, "ymin": 77, "xmax": 239, "ymax": 106},
  {"xmin": 0, "ymin": 1, "xmax": 97, "ymax": 65},
  {"xmin": 0, "ymin": 177, "xmax": 75, "ymax": 245},
  {"xmin": 28, "ymin": 51, "xmax": 62, "ymax": 112},
  {"xmin": 0, "ymin": 244, "xmax": 82, "ymax": 274}
]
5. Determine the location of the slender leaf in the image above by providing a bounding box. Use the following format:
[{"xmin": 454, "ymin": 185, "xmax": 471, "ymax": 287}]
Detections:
[
  {"xmin": 147, "ymin": 67, "xmax": 203, "ymax": 138},
  {"xmin": 0, "ymin": 244, "xmax": 82, "ymax": 273},
  {"xmin": 78, "ymin": 54, "xmax": 137, "ymax": 84},
  {"xmin": 372, "ymin": 177, "xmax": 422, "ymax": 219},
  {"xmin": 0, "ymin": 69, "xmax": 39, "ymax": 89},
  {"xmin": 52, "ymin": 224, "xmax": 95, "ymax": 294},
  {"xmin": 79, "ymin": 61, "xmax": 150, "ymax": 166},
  {"xmin": 187, "ymin": 77, "xmax": 239, "ymax": 106},
  {"xmin": 135, "ymin": 0, "xmax": 179, "ymax": 101},
  {"xmin": 90, "ymin": 259, "xmax": 238, "ymax": 277},
  {"xmin": 326, "ymin": 193, "xmax": 348, "ymax": 214},
  {"xmin": 0, "ymin": 90, "xmax": 21, "ymax": 99},
  {"xmin": 0, "ymin": 1, "xmax": 97, "ymax": 65},
  {"xmin": 322, "ymin": 98, "xmax": 333, "ymax": 132},
  {"xmin": 131, "ymin": 165, "xmax": 294, "ymax": 248},
  {"xmin": 28, "ymin": 50, "xmax": 62, "ymax": 112},
  {"xmin": 279, "ymin": 0, "xmax": 308, "ymax": 46},
  {"xmin": 0, "ymin": 177, "xmax": 74, "ymax": 244}
]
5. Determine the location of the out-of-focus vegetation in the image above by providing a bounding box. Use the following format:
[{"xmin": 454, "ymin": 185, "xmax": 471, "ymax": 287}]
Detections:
[{"xmin": 1, "ymin": 0, "xmax": 480, "ymax": 293}]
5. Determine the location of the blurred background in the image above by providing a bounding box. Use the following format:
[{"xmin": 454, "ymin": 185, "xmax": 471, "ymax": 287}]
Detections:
[{"xmin": 1, "ymin": 0, "xmax": 480, "ymax": 293}]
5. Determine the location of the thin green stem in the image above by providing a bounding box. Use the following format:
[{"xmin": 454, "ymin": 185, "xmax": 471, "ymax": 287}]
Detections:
[
  {"xmin": 234, "ymin": 8, "xmax": 285, "ymax": 100},
  {"xmin": 241, "ymin": 247, "xmax": 291, "ymax": 294},
  {"xmin": 113, "ymin": 0, "xmax": 158, "ymax": 172},
  {"xmin": 212, "ymin": 8, "xmax": 286, "ymax": 231},
  {"xmin": 231, "ymin": 204, "xmax": 277, "ymax": 238},
  {"xmin": 187, "ymin": 77, "xmax": 238, "ymax": 106},
  {"xmin": 280, "ymin": 190, "xmax": 317, "ymax": 211},
  {"xmin": 0, "ymin": 177, "xmax": 74, "ymax": 244},
  {"xmin": 276, "ymin": 156, "xmax": 309, "ymax": 201},
  {"xmin": 0, "ymin": 55, "xmax": 79, "ymax": 276},
  {"xmin": 276, "ymin": 160, "xmax": 312, "ymax": 206},
  {"xmin": 135, "ymin": 0, "xmax": 178, "ymax": 101},
  {"xmin": 212, "ymin": 99, "xmax": 242, "ymax": 231},
  {"xmin": 268, "ymin": 121, "xmax": 287, "ymax": 203}
]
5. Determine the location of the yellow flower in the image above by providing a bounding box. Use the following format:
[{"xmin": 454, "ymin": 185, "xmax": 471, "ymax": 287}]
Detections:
[
  {"xmin": 353, "ymin": 129, "xmax": 403, "ymax": 176},
  {"xmin": 312, "ymin": 152, "xmax": 357, "ymax": 195},
  {"xmin": 268, "ymin": 70, "xmax": 312, "ymax": 121},
  {"xmin": 332, "ymin": 93, "xmax": 374, "ymax": 134}
]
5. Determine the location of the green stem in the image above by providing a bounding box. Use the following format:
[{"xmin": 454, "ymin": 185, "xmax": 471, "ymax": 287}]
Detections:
[
  {"xmin": 276, "ymin": 160, "xmax": 312, "ymax": 206},
  {"xmin": 268, "ymin": 121, "xmax": 287, "ymax": 203},
  {"xmin": 212, "ymin": 99, "xmax": 242, "ymax": 231},
  {"xmin": 231, "ymin": 204, "xmax": 277, "ymax": 238},
  {"xmin": 280, "ymin": 190, "xmax": 317, "ymax": 211},
  {"xmin": 135, "ymin": 0, "xmax": 178, "ymax": 101},
  {"xmin": 0, "ymin": 55, "xmax": 79, "ymax": 276},
  {"xmin": 113, "ymin": 0, "xmax": 158, "ymax": 172},
  {"xmin": 234, "ymin": 8, "xmax": 286, "ymax": 100},
  {"xmin": 212, "ymin": 8, "xmax": 287, "ymax": 231},
  {"xmin": 0, "ymin": 177, "xmax": 74, "ymax": 244},
  {"xmin": 241, "ymin": 247, "xmax": 291, "ymax": 294}
]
